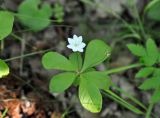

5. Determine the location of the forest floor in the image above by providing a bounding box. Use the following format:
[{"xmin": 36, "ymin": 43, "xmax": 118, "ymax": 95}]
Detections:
[{"xmin": 0, "ymin": 0, "xmax": 160, "ymax": 118}]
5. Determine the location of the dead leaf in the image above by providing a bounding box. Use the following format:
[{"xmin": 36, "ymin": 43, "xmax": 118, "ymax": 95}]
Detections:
[{"xmin": 21, "ymin": 100, "xmax": 36, "ymax": 116}]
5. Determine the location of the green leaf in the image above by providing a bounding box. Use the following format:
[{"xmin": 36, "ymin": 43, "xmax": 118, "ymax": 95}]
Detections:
[
  {"xmin": 17, "ymin": 0, "xmax": 52, "ymax": 31},
  {"xmin": 136, "ymin": 67, "xmax": 155, "ymax": 78},
  {"xmin": 127, "ymin": 44, "xmax": 146, "ymax": 57},
  {"xmin": 85, "ymin": 68, "xmax": 96, "ymax": 72},
  {"xmin": 158, "ymin": 53, "xmax": 160, "ymax": 63},
  {"xmin": 42, "ymin": 52, "xmax": 75, "ymax": 71},
  {"xmin": 139, "ymin": 77, "xmax": 160, "ymax": 90},
  {"xmin": 0, "ymin": 59, "xmax": 9, "ymax": 78},
  {"xmin": 145, "ymin": 0, "xmax": 160, "ymax": 21},
  {"xmin": 143, "ymin": 56, "xmax": 157, "ymax": 66},
  {"xmin": 69, "ymin": 52, "xmax": 82, "ymax": 70},
  {"xmin": 151, "ymin": 87, "xmax": 160, "ymax": 103},
  {"xmin": 0, "ymin": 11, "xmax": 14, "ymax": 40},
  {"xmin": 153, "ymin": 68, "xmax": 160, "ymax": 76},
  {"xmin": 145, "ymin": 38, "xmax": 159, "ymax": 66},
  {"xmin": 146, "ymin": 38, "xmax": 159, "ymax": 57},
  {"xmin": 79, "ymin": 77, "xmax": 102, "ymax": 113},
  {"xmin": 82, "ymin": 40, "xmax": 111, "ymax": 71},
  {"xmin": 49, "ymin": 72, "xmax": 76, "ymax": 93},
  {"xmin": 81, "ymin": 71, "xmax": 111, "ymax": 90}
]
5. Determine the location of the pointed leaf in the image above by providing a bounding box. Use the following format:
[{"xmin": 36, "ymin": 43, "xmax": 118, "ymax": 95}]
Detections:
[
  {"xmin": 151, "ymin": 87, "xmax": 160, "ymax": 103},
  {"xmin": 49, "ymin": 72, "xmax": 76, "ymax": 93},
  {"xmin": 42, "ymin": 52, "xmax": 75, "ymax": 71},
  {"xmin": 0, "ymin": 59, "xmax": 9, "ymax": 78},
  {"xmin": 82, "ymin": 40, "xmax": 111, "ymax": 71},
  {"xmin": 79, "ymin": 77, "xmax": 102, "ymax": 113},
  {"xmin": 146, "ymin": 38, "xmax": 158, "ymax": 54},
  {"xmin": 127, "ymin": 44, "xmax": 146, "ymax": 57},
  {"xmin": 143, "ymin": 56, "xmax": 157, "ymax": 66},
  {"xmin": 136, "ymin": 67, "xmax": 155, "ymax": 78},
  {"xmin": 139, "ymin": 77, "xmax": 160, "ymax": 90},
  {"xmin": 145, "ymin": 39, "xmax": 159, "ymax": 65},
  {"xmin": 0, "ymin": 11, "xmax": 14, "ymax": 40}
]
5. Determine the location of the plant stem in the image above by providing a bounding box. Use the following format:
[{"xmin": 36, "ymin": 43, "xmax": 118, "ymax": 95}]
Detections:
[
  {"xmin": 104, "ymin": 63, "xmax": 143, "ymax": 75},
  {"xmin": 11, "ymin": 33, "xmax": 37, "ymax": 49},
  {"xmin": 145, "ymin": 103, "xmax": 154, "ymax": 118},
  {"xmin": 11, "ymin": 33, "xmax": 22, "ymax": 41},
  {"xmin": 4, "ymin": 48, "xmax": 54, "ymax": 62},
  {"xmin": 20, "ymin": 35, "xmax": 25, "ymax": 75},
  {"xmin": 133, "ymin": 2, "xmax": 147, "ymax": 40}
]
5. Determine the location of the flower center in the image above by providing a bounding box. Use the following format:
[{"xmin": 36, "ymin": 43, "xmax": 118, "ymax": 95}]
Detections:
[{"xmin": 74, "ymin": 43, "xmax": 78, "ymax": 47}]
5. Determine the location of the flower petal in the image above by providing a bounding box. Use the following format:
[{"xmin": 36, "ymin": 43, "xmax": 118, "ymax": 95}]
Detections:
[
  {"xmin": 78, "ymin": 48, "xmax": 83, "ymax": 52},
  {"xmin": 73, "ymin": 35, "xmax": 78, "ymax": 39},
  {"xmin": 77, "ymin": 36, "xmax": 83, "ymax": 43},
  {"xmin": 78, "ymin": 43, "xmax": 86, "ymax": 49},
  {"xmin": 67, "ymin": 45, "xmax": 73, "ymax": 49},
  {"xmin": 68, "ymin": 38, "xmax": 74, "ymax": 44},
  {"xmin": 73, "ymin": 36, "xmax": 79, "ymax": 43}
]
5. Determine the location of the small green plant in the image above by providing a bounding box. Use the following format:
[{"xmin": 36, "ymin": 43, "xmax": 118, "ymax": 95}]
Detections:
[
  {"xmin": 53, "ymin": 3, "xmax": 64, "ymax": 23},
  {"xmin": 127, "ymin": 39, "xmax": 159, "ymax": 67},
  {"xmin": 127, "ymin": 39, "xmax": 160, "ymax": 114},
  {"xmin": 1, "ymin": 0, "xmax": 160, "ymax": 117},
  {"xmin": 42, "ymin": 35, "xmax": 112, "ymax": 112},
  {"xmin": 42, "ymin": 35, "xmax": 160, "ymax": 117},
  {"xmin": 17, "ymin": 0, "xmax": 52, "ymax": 31}
]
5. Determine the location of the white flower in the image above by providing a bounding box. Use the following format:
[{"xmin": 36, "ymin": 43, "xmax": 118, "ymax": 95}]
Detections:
[{"xmin": 67, "ymin": 35, "xmax": 86, "ymax": 52}]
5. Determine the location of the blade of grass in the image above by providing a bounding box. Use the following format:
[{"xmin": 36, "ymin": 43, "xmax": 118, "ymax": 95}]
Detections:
[
  {"xmin": 102, "ymin": 90, "xmax": 144, "ymax": 115},
  {"xmin": 112, "ymin": 84, "xmax": 147, "ymax": 110},
  {"xmin": 145, "ymin": 103, "xmax": 154, "ymax": 118},
  {"xmin": 0, "ymin": 108, "xmax": 8, "ymax": 118}
]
